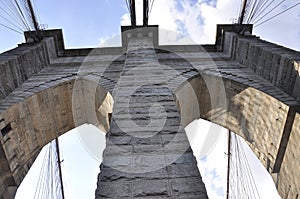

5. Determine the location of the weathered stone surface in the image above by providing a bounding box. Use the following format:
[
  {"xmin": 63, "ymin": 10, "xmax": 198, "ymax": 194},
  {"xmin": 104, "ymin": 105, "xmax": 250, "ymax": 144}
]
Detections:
[
  {"xmin": 0, "ymin": 25, "xmax": 299, "ymax": 198},
  {"xmin": 95, "ymin": 37, "xmax": 208, "ymax": 198},
  {"xmin": 132, "ymin": 180, "xmax": 169, "ymax": 197},
  {"xmin": 170, "ymin": 177, "xmax": 208, "ymax": 197},
  {"xmin": 96, "ymin": 181, "xmax": 132, "ymax": 198}
]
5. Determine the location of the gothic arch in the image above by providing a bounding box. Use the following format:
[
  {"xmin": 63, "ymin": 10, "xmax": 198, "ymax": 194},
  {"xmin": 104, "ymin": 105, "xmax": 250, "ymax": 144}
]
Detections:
[
  {"xmin": 0, "ymin": 77, "xmax": 113, "ymax": 196},
  {"xmin": 0, "ymin": 25, "xmax": 299, "ymax": 198},
  {"xmin": 175, "ymin": 74, "xmax": 300, "ymax": 198}
]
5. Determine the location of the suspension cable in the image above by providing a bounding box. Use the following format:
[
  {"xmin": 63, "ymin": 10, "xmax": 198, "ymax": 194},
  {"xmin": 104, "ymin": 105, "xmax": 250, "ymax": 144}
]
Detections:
[
  {"xmin": 0, "ymin": 0, "xmax": 41, "ymax": 35},
  {"xmin": 229, "ymin": 134, "xmax": 261, "ymax": 198},
  {"xmin": 252, "ymin": 0, "xmax": 286, "ymax": 25},
  {"xmin": 255, "ymin": 1, "xmax": 300, "ymax": 27},
  {"xmin": 33, "ymin": 141, "xmax": 64, "ymax": 199},
  {"xmin": 237, "ymin": 0, "xmax": 300, "ymax": 29},
  {"xmin": 148, "ymin": 0, "xmax": 155, "ymax": 20},
  {"xmin": 0, "ymin": 22, "xmax": 23, "ymax": 34}
]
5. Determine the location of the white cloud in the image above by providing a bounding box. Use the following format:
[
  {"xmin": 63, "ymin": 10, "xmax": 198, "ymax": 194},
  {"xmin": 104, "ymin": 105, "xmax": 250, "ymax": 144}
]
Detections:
[
  {"xmin": 121, "ymin": 12, "xmax": 131, "ymax": 26},
  {"xmin": 186, "ymin": 119, "xmax": 228, "ymax": 199},
  {"xmin": 119, "ymin": 0, "xmax": 300, "ymax": 50},
  {"xmin": 98, "ymin": 35, "xmax": 121, "ymax": 47},
  {"xmin": 186, "ymin": 119, "xmax": 281, "ymax": 199},
  {"xmin": 120, "ymin": 0, "xmax": 239, "ymax": 44},
  {"xmin": 115, "ymin": 1, "xmax": 299, "ymax": 197},
  {"xmin": 98, "ymin": 36, "xmax": 111, "ymax": 46}
]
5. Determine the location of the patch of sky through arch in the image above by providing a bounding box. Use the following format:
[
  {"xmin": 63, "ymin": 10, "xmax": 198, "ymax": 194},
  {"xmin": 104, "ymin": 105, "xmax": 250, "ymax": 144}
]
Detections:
[
  {"xmin": 16, "ymin": 119, "xmax": 281, "ymax": 199},
  {"xmin": 185, "ymin": 119, "xmax": 281, "ymax": 199}
]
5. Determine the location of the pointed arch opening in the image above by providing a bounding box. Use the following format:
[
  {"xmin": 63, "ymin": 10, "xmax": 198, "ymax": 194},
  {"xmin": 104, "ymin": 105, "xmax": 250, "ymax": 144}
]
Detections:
[
  {"xmin": 15, "ymin": 123, "xmax": 106, "ymax": 199},
  {"xmin": 185, "ymin": 118, "xmax": 280, "ymax": 199}
]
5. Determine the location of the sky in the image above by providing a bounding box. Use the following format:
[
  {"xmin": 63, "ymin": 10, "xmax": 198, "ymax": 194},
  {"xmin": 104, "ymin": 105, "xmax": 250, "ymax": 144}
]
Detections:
[
  {"xmin": 0, "ymin": 0, "xmax": 300, "ymax": 52},
  {"xmin": 15, "ymin": 120, "xmax": 280, "ymax": 199},
  {"xmin": 15, "ymin": 124, "xmax": 105, "ymax": 199},
  {"xmin": 185, "ymin": 120, "xmax": 280, "ymax": 199},
  {"xmin": 1, "ymin": 0, "xmax": 300, "ymax": 198}
]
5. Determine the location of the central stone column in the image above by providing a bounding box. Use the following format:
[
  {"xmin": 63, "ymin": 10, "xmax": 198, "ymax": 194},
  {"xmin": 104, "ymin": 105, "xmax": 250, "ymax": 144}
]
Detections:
[{"xmin": 95, "ymin": 36, "xmax": 208, "ymax": 198}]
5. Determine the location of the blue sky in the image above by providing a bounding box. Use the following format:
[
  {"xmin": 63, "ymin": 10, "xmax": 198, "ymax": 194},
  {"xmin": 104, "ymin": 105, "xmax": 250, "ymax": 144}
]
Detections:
[
  {"xmin": 1, "ymin": 0, "xmax": 300, "ymax": 198},
  {"xmin": 15, "ymin": 124, "xmax": 104, "ymax": 199},
  {"xmin": 0, "ymin": 0, "xmax": 127, "ymax": 52},
  {"xmin": 185, "ymin": 119, "xmax": 280, "ymax": 199},
  {"xmin": 1, "ymin": 0, "xmax": 300, "ymax": 52},
  {"xmin": 15, "ymin": 120, "xmax": 281, "ymax": 199}
]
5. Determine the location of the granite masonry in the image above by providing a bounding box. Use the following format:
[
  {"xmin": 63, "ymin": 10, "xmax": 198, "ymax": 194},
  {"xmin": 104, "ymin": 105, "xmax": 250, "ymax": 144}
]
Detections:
[{"xmin": 0, "ymin": 25, "xmax": 299, "ymax": 198}]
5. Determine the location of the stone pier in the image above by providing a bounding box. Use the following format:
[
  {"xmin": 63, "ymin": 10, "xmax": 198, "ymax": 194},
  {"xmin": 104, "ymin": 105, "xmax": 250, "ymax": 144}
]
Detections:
[
  {"xmin": 95, "ymin": 37, "xmax": 208, "ymax": 198},
  {"xmin": 0, "ymin": 24, "xmax": 300, "ymax": 198}
]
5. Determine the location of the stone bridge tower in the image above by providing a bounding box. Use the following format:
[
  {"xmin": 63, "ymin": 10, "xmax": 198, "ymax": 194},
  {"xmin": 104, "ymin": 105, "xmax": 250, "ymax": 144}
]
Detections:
[{"xmin": 0, "ymin": 24, "xmax": 299, "ymax": 198}]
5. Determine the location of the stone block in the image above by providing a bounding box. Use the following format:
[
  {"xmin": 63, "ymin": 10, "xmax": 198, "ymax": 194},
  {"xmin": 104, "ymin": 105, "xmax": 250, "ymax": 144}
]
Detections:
[
  {"xmin": 96, "ymin": 181, "xmax": 131, "ymax": 198},
  {"xmin": 132, "ymin": 179, "xmax": 169, "ymax": 197},
  {"xmin": 170, "ymin": 177, "xmax": 207, "ymax": 197}
]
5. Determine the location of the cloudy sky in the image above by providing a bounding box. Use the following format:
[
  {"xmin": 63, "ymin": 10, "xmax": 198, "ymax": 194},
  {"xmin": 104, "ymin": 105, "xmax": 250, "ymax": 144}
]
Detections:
[
  {"xmin": 1, "ymin": 0, "xmax": 299, "ymax": 198},
  {"xmin": 0, "ymin": 0, "xmax": 300, "ymax": 52}
]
